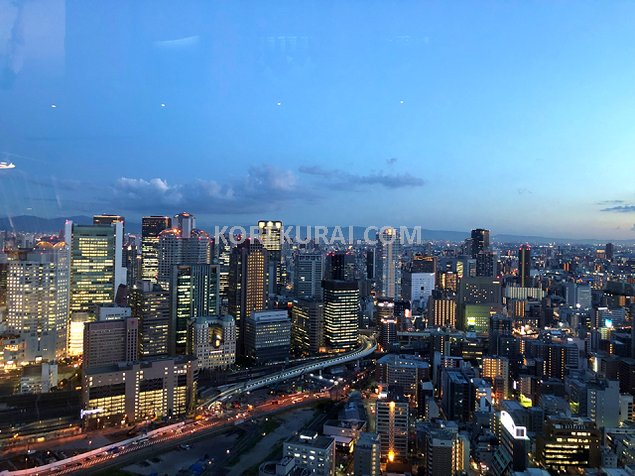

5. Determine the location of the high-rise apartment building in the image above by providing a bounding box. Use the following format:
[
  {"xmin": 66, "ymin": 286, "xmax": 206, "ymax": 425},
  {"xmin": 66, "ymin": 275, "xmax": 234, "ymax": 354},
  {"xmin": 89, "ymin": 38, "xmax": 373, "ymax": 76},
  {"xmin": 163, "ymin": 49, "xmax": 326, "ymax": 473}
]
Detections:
[
  {"xmin": 482, "ymin": 356, "xmax": 510, "ymax": 402},
  {"xmin": 141, "ymin": 216, "xmax": 171, "ymax": 283},
  {"xmin": 354, "ymin": 432, "xmax": 381, "ymax": 476},
  {"xmin": 376, "ymin": 228, "xmax": 402, "ymax": 299},
  {"xmin": 376, "ymin": 387, "xmax": 409, "ymax": 462}
]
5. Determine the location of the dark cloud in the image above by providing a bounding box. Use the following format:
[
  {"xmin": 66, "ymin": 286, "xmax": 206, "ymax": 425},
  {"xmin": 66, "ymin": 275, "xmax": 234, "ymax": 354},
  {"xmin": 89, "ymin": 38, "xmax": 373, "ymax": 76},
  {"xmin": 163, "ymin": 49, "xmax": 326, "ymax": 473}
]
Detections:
[
  {"xmin": 111, "ymin": 165, "xmax": 303, "ymax": 215},
  {"xmin": 600, "ymin": 205, "xmax": 635, "ymax": 213},
  {"xmin": 386, "ymin": 157, "xmax": 398, "ymax": 165},
  {"xmin": 597, "ymin": 200, "xmax": 626, "ymax": 206},
  {"xmin": 298, "ymin": 165, "xmax": 424, "ymax": 189}
]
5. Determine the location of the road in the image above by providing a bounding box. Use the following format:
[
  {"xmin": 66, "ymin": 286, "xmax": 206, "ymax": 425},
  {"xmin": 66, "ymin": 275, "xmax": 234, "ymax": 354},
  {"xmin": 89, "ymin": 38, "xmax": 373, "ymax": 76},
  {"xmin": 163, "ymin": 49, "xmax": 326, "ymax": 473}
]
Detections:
[
  {"xmin": 202, "ymin": 334, "xmax": 376, "ymax": 407},
  {"xmin": 0, "ymin": 336, "xmax": 376, "ymax": 476}
]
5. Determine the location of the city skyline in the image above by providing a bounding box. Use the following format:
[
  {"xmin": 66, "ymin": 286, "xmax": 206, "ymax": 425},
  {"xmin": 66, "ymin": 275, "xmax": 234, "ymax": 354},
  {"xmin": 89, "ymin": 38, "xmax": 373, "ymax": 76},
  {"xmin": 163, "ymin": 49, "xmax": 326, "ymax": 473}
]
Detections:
[{"xmin": 1, "ymin": 2, "xmax": 635, "ymax": 239}]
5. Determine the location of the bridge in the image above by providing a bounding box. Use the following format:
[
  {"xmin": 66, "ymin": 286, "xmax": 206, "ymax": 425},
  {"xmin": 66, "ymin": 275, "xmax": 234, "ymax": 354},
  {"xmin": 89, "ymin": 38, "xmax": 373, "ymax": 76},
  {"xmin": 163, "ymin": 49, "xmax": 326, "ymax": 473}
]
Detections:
[{"xmin": 200, "ymin": 334, "xmax": 377, "ymax": 408}]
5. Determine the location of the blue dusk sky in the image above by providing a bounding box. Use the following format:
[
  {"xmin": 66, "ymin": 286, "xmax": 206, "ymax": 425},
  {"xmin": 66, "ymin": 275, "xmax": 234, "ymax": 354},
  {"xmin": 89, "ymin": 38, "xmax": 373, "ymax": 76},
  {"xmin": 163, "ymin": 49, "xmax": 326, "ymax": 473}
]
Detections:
[{"xmin": 1, "ymin": 0, "xmax": 635, "ymax": 239}]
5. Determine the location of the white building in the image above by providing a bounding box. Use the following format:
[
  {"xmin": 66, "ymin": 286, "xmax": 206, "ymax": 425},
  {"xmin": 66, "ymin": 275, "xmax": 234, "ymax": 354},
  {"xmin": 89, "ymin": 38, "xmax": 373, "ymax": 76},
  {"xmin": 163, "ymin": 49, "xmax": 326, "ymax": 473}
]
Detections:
[
  {"xmin": 283, "ymin": 431, "xmax": 335, "ymax": 476},
  {"xmin": 188, "ymin": 315, "xmax": 236, "ymax": 370},
  {"xmin": 7, "ymin": 242, "xmax": 70, "ymax": 359}
]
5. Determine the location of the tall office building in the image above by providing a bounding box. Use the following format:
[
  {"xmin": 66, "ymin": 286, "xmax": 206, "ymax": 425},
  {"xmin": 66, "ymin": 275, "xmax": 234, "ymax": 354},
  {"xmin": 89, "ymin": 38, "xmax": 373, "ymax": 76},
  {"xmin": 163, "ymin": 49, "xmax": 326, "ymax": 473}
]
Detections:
[
  {"xmin": 258, "ymin": 220, "xmax": 284, "ymax": 295},
  {"xmin": 157, "ymin": 212, "xmax": 211, "ymax": 290},
  {"xmin": 457, "ymin": 277, "xmax": 502, "ymax": 332},
  {"xmin": 376, "ymin": 353, "xmax": 430, "ymax": 404},
  {"xmin": 228, "ymin": 239, "xmax": 268, "ymax": 352},
  {"xmin": 82, "ymin": 356, "xmax": 197, "ymax": 428},
  {"xmin": 170, "ymin": 264, "xmax": 220, "ymax": 355},
  {"xmin": 536, "ymin": 416, "xmax": 600, "ymax": 473},
  {"xmin": 93, "ymin": 214, "xmax": 125, "ymax": 226},
  {"xmin": 215, "ymin": 234, "xmax": 232, "ymax": 307},
  {"xmin": 354, "ymin": 432, "xmax": 381, "ymax": 476},
  {"xmin": 70, "ymin": 222, "xmax": 126, "ymax": 316},
  {"xmin": 491, "ymin": 411, "xmax": 529, "ymax": 476},
  {"xmin": 470, "ymin": 228, "xmax": 490, "ymax": 258},
  {"xmin": 402, "ymin": 255, "xmax": 436, "ymax": 308},
  {"xmin": 82, "ymin": 317, "xmax": 138, "ymax": 370},
  {"xmin": 376, "ymin": 228, "xmax": 402, "ymax": 299},
  {"xmin": 476, "ymin": 250, "xmax": 496, "ymax": 277},
  {"xmin": 244, "ymin": 310, "xmax": 291, "ymax": 364},
  {"xmin": 291, "ymin": 298, "xmax": 324, "ymax": 356},
  {"xmin": 322, "ymin": 279, "xmax": 359, "ymax": 351},
  {"xmin": 325, "ymin": 251, "xmax": 356, "ymax": 281},
  {"xmin": 93, "ymin": 214, "xmax": 125, "ymax": 267},
  {"xmin": 605, "ymin": 242, "xmax": 615, "ymax": 261},
  {"xmin": 293, "ymin": 251, "xmax": 324, "ymax": 299},
  {"xmin": 6, "ymin": 241, "xmax": 70, "ymax": 358},
  {"xmin": 141, "ymin": 216, "xmax": 171, "ymax": 283},
  {"xmin": 129, "ymin": 280, "xmax": 170, "ymax": 358},
  {"xmin": 376, "ymin": 388, "xmax": 409, "ymax": 462},
  {"xmin": 188, "ymin": 315, "xmax": 236, "ymax": 370},
  {"xmin": 518, "ymin": 244, "xmax": 531, "ymax": 287},
  {"xmin": 283, "ymin": 431, "xmax": 335, "ymax": 476}
]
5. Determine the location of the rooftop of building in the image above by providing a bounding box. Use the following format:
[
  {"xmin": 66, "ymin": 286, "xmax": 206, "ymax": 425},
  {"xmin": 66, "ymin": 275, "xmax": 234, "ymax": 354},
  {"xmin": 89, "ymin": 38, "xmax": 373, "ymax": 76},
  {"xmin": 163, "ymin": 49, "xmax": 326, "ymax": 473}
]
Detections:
[
  {"xmin": 83, "ymin": 355, "xmax": 196, "ymax": 376},
  {"xmin": 286, "ymin": 432, "xmax": 334, "ymax": 450}
]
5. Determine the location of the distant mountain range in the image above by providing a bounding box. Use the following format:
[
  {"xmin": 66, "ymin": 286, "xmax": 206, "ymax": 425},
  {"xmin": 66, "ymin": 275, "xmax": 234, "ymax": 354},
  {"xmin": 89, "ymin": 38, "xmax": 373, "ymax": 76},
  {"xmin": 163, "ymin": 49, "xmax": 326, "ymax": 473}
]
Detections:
[{"xmin": 0, "ymin": 215, "xmax": 633, "ymax": 245}]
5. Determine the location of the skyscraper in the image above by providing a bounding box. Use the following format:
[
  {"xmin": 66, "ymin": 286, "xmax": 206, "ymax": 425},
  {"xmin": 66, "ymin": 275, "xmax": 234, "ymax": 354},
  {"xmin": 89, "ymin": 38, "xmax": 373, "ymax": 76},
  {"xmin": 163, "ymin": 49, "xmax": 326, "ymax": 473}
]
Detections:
[
  {"xmin": 70, "ymin": 222, "xmax": 126, "ymax": 316},
  {"xmin": 244, "ymin": 310, "xmax": 291, "ymax": 364},
  {"xmin": 325, "ymin": 251, "xmax": 356, "ymax": 281},
  {"xmin": 605, "ymin": 242, "xmax": 615, "ymax": 261},
  {"xmin": 293, "ymin": 251, "xmax": 324, "ymax": 299},
  {"xmin": 7, "ymin": 241, "xmax": 70, "ymax": 358},
  {"xmin": 141, "ymin": 216, "xmax": 171, "ymax": 283},
  {"xmin": 228, "ymin": 239, "xmax": 268, "ymax": 352},
  {"xmin": 376, "ymin": 227, "xmax": 402, "ymax": 299},
  {"xmin": 170, "ymin": 264, "xmax": 220, "ymax": 355},
  {"xmin": 188, "ymin": 315, "xmax": 236, "ymax": 370},
  {"xmin": 518, "ymin": 244, "xmax": 531, "ymax": 287},
  {"xmin": 129, "ymin": 280, "xmax": 170, "ymax": 358},
  {"xmin": 402, "ymin": 254, "xmax": 436, "ymax": 309},
  {"xmin": 291, "ymin": 298, "xmax": 324, "ymax": 356},
  {"xmin": 322, "ymin": 279, "xmax": 359, "ymax": 351},
  {"xmin": 376, "ymin": 387, "xmax": 409, "ymax": 462},
  {"xmin": 157, "ymin": 213, "xmax": 211, "ymax": 290},
  {"xmin": 82, "ymin": 317, "xmax": 138, "ymax": 370},
  {"xmin": 470, "ymin": 228, "xmax": 490, "ymax": 259},
  {"xmin": 258, "ymin": 220, "xmax": 284, "ymax": 295}
]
